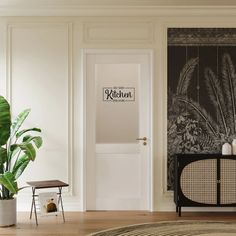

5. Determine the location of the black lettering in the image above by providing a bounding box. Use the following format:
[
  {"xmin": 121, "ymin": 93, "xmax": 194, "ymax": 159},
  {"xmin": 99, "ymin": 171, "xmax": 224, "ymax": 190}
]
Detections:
[{"xmin": 105, "ymin": 89, "xmax": 113, "ymax": 100}]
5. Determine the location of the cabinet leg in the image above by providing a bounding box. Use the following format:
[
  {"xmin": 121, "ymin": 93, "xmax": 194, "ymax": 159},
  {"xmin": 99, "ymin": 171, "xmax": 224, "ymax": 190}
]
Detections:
[{"xmin": 178, "ymin": 207, "xmax": 181, "ymax": 217}]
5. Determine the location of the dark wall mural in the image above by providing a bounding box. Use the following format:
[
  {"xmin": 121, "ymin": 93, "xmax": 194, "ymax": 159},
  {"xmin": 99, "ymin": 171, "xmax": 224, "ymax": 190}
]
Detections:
[{"xmin": 168, "ymin": 28, "xmax": 236, "ymax": 190}]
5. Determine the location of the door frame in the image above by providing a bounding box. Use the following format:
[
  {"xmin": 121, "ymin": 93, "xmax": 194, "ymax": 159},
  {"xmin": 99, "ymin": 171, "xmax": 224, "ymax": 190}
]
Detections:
[{"xmin": 82, "ymin": 49, "xmax": 154, "ymax": 211}]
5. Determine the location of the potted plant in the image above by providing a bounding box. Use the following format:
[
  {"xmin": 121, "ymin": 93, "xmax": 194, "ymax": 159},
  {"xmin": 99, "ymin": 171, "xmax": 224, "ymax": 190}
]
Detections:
[{"xmin": 0, "ymin": 96, "xmax": 42, "ymax": 226}]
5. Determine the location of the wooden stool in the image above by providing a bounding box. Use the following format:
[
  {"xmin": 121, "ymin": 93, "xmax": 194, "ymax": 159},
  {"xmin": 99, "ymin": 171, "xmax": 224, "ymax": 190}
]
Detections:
[{"xmin": 27, "ymin": 180, "xmax": 69, "ymax": 225}]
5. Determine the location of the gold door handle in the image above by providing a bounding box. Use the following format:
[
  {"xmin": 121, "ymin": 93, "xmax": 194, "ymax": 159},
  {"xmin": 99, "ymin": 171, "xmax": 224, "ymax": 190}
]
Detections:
[{"xmin": 136, "ymin": 137, "xmax": 147, "ymax": 141}]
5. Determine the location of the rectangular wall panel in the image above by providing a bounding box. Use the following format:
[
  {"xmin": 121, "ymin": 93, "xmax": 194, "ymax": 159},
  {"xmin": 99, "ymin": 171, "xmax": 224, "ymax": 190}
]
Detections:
[
  {"xmin": 8, "ymin": 23, "xmax": 72, "ymax": 192},
  {"xmin": 83, "ymin": 22, "xmax": 154, "ymax": 43}
]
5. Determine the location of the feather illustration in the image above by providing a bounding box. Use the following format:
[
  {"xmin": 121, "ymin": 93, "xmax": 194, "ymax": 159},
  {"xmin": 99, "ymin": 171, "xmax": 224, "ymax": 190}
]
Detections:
[
  {"xmin": 176, "ymin": 57, "xmax": 199, "ymax": 95},
  {"xmin": 205, "ymin": 67, "xmax": 228, "ymax": 135},
  {"xmin": 175, "ymin": 96, "xmax": 218, "ymax": 138},
  {"xmin": 222, "ymin": 53, "xmax": 236, "ymax": 133}
]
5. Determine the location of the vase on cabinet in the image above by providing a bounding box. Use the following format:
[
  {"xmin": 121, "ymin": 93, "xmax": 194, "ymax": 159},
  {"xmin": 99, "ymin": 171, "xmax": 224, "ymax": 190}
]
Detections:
[{"xmin": 222, "ymin": 143, "xmax": 232, "ymax": 155}]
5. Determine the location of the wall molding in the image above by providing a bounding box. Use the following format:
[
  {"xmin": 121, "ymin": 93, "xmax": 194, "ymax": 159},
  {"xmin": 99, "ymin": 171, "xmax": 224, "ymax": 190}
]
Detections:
[
  {"xmin": 83, "ymin": 22, "xmax": 154, "ymax": 44},
  {"xmin": 83, "ymin": 49, "xmax": 154, "ymax": 211},
  {"xmin": 2, "ymin": 6, "xmax": 236, "ymax": 17},
  {"xmin": 6, "ymin": 22, "xmax": 74, "ymax": 196}
]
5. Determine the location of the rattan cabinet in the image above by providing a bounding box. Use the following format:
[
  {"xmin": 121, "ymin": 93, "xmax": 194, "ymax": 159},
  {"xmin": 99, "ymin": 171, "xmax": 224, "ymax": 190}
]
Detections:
[{"xmin": 174, "ymin": 154, "xmax": 236, "ymax": 216}]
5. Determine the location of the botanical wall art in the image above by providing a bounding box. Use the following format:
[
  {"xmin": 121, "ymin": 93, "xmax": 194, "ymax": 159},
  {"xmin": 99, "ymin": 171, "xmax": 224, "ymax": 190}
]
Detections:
[{"xmin": 168, "ymin": 28, "xmax": 236, "ymax": 190}]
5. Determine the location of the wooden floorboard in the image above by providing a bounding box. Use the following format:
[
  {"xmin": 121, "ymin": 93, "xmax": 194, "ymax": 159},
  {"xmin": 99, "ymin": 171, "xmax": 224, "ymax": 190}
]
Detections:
[{"xmin": 1, "ymin": 211, "xmax": 236, "ymax": 235}]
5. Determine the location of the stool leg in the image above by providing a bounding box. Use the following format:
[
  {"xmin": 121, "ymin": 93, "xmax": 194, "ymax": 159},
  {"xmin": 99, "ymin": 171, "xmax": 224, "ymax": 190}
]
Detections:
[
  {"xmin": 58, "ymin": 187, "xmax": 65, "ymax": 223},
  {"xmin": 30, "ymin": 197, "xmax": 34, "ymax": 219},
  {"xmin": 32, "ymin": 188, "xmax": 38, "ymax": 226}
]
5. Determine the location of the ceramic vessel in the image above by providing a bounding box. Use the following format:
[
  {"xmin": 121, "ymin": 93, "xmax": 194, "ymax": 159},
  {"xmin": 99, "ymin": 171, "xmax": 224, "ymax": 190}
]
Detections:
[
  {"xmin": 0, "ymin": 198, "xmax": 16, "ymax": 227},
  {"xmin": 232, "ymin": 139, "xmax": 236, "ymax": 155},
  {"xmin": 222, "ymin": 143, "xmax": 232, "ymax": 155}
]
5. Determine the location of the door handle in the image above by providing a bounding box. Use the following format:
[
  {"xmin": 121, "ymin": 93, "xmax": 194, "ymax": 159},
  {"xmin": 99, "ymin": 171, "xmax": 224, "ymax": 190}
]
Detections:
[
  {"xmin": 136, "ymin": 137, "xmax": 147, "ymax": 146},
  {"xmin": 136, "ymin": 137, "xmax": 147, "ymax": 141}
]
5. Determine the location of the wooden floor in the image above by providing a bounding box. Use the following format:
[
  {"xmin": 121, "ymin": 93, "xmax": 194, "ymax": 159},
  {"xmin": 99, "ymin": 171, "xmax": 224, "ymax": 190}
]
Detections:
[{"xmin": 1, "ymin": 211, "xmax": 236, "ymax": 235}]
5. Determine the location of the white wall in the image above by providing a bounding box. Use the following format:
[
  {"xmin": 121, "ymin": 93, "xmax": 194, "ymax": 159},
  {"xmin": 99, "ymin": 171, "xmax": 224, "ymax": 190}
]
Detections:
[
  {"xmin": 11, "ymin": 24, "xmax": 70, "ymax": 184},
  {"xmin": 1, "ymin": 7, "xmax": 236, "ymax": 212}
]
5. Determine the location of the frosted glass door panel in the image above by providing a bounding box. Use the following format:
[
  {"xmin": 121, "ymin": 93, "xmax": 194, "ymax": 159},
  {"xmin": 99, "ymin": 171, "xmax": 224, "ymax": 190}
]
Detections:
[{"xmin": 96, "ymin": 64, "xmax": 139, "ymax": 144}]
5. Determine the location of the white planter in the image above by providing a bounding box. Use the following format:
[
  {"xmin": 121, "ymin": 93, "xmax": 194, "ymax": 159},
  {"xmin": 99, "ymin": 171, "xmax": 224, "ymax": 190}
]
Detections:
[
  {"xmin": 222, "ymin": 143, "xmax": 232, "ymax": 155},
  {"xmin": 0, "ymin": 198, "xmax": 16, "ymax": 227}
]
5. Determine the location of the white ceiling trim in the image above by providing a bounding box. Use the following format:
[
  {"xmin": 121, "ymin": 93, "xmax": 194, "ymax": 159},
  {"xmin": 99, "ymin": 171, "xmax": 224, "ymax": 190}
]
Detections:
[
  {"xmin": 2, "ymin": 0, "xmax": 236, "ymax": 7},
  {"xmin": 0, "ymin": 5, "xmax": 236, "ymax": 17}
]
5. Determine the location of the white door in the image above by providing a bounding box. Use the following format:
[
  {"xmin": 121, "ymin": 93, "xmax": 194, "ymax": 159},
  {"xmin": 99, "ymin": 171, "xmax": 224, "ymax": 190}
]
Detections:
[{"xmin": 85, "ymin": 50, "xmax": 153, "ymax": 211}]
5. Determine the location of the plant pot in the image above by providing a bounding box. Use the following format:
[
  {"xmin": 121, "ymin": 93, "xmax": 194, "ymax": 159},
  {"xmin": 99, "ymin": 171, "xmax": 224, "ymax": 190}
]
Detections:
[{"xmin": 0, "ymin": 198, "xmax": 16, "ymax": 227}]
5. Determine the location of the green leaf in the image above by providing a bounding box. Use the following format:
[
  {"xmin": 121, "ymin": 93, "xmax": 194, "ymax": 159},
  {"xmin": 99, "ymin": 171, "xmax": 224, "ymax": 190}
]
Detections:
[
  {"xmin": 23, "ymin": 135, "xmax": 43, "ymax": 148},
  {"xmin": 16, "ymin": 128, "xmax": 41, "ymax": 139},
  {"xmin": 8, "ymin": 145, "xmax": 20, "ymax": 162},
  {"xmin": 12, "ymin": 154, "xmax": 30, "ymax": 179},
  {"xmin": 0, "ymin": 147, "xmax": 7, "ymax": 165},
  {"xmin": 11, "ymin": 109, "xmax": 31, "ymax": 138},
  {"xmin": 22, "ymin": 135, "xmax": 31, "ymax": 142},
  {"xmin": 0, "ymin": 172, "xmax": 18, "ymax": 194},
  {"xmin": 10, "ymin": 144, "xmax": 18, "ymax": 152},
  {"xmin": 0, "ymin": 96, "xmax": 11, "ymax": 145},
  {"xmin": 32, "ymin": 136, "xmax": 43, "ymax": 148},
  {"xmin": 17, "ymin": 143, "xmax": 36, "ymax": 161},
  {"xmin": 0, "ymin": 164, "xmax": 4, "ymax": 175}
]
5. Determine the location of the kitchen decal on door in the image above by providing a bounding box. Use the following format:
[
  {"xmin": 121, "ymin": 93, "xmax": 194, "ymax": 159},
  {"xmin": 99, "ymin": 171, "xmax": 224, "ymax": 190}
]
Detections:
[{"xmin": 103, "ymin": 87, "xmax": 135, "ymax": 102}]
